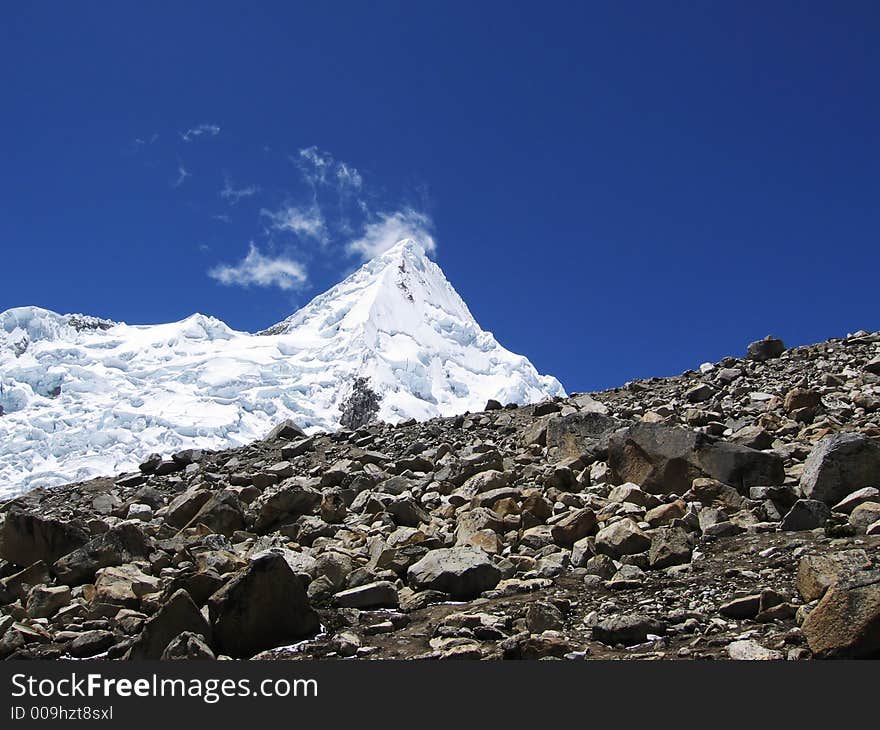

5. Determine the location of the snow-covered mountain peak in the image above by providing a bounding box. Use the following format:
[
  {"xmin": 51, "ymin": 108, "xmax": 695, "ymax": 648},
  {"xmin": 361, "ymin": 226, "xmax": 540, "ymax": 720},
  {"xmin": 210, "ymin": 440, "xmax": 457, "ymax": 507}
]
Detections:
[{"xmin": 0, "ymin": 243, "xmax": 564, "ymax": 496}]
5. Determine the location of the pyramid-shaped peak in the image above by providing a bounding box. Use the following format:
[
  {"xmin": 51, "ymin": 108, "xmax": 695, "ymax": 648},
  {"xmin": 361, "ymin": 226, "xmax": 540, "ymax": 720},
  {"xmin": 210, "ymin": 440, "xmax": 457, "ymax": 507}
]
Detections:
[{"xmin": 376, "ymin": 237, "xmax": 433, "ymax": 263}]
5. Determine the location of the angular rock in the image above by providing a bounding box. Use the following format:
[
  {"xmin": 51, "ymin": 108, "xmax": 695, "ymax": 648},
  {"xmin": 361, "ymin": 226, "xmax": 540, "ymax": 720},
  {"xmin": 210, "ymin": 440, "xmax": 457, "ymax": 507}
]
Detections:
[
  {"xmin": 550, "ymin": 508, "xmax": 597, "ymax": 547},
  {"xmin": 595, "ymin": 519, "xmax": 651, "ymax": 559},
  {"xmin": 546, "ymin": 411, "xmax": 619, "ymax": 458},
  {"xmin": 94, "ymin": 564, "xmax": 161, "ymax": 607},
  {"xmin": 165, "ymin": 489, "xmax": 212, "ymax": 528},
  {"xmin": 208, "ymin": 553, "xmax": 319, "ymax": 658},
  {"xmin": 780, "ymin": 499, "xmax": 831, "ymax": 532},
  {"xmin": 265, "ymin": 419, "xmax": 306, "ymax": 441},
  {"xmin": 407, "ymin": 547, "xmax": 501, "ymax": 599},
  {"xmin": 182, "ymin": 490, "xmax": 245, "ymax": 536},
  {"xmin": 796, "ymin": 550, "xmax": 871, "ymax": 602},
  {"xmin": 0, "ymin": 509, "xmax": 89, "ymax": 567},
  {"xmin": 248, "ymin": 480, "xmax": 322, "ymax": 533},
  {"xmin": 727, "ymin": 639, "xmax": 783, "ymax": 660},
  {"xmin": 160, "ymin": 631, "xmax": 216, "ymax": 660},
  {"xmin": 593, "ymin": 614, "xmax": 665, "ymax": 646},
  {"xmin": 746, "ymin": 336, "xmax": 786, "ymax": 361},
  {"xmin": 68, "ymin": 630, "xmax": 116, "ymax": 658},
  {"xmin": 850, "ymin": 502, "xmax": 880, "ymax": 533},
  {"xmin": 332, "ymin": 581, "xmax": 399, "ymax": 609},
  {"xmin": 53, "ymin": 522, "xmax": 154, "ymax": 586},
  {"xmin": 648, "ymin": 526, "xmax": 692, "ymax": 569},
  {"xmin": 26, "ymin": 585, "xmax": 71, "ymax": 618},
  {"xmin": 800, "ymin": 433, "xmax": 880, "ymax": 505},
  {"xmin": 833, "ymin": 487, "xmax": 880, "ymax": 514},
  {"xmin": 801, "ymin": 572, "xmax": 880, "ymax": 658},
  {"xmin": 127, "ymin": 589, "xmax": 212, "ymax": 660}
]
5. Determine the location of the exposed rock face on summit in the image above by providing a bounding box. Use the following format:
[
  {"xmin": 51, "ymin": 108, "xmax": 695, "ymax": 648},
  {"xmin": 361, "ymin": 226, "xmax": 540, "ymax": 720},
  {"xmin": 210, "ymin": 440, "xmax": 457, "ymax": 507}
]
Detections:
[
  {"xmin": 1, "ymin": 329, "xmax": 879, "ymax": 661},
  {"xmin": 0, "ymin": 240, "xmax": 563, "ymax": 496}
]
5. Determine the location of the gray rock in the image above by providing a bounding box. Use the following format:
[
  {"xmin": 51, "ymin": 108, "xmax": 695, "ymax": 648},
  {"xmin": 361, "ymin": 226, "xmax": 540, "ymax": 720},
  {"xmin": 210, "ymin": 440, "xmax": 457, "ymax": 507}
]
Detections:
[
  {"xmin": 208, "ymin": 553, "xmax": 319, "ymax": 658},
  {"xmin": 407, "ymin": 547, "xmax": 501, "ymax": 599},
  {"xmin": 800, "ymin": 433, "xmax": 880, "ymax": 505},
  {"xmin": 595, "ymin": 519, "xmax": 651, "ymax": 559},
  {"xmin": 781, "ymin": 499, "xmax": 831, "ymax": 531},
  {"xmin": 802, "ymin": 571, "xmax": 880, "ymax": 658},
  {"xmin": 332, "ymin": 581, "xmax": 399, "ymax": 609},
  {"xmin": 833, "ymin": 487, "xmax": 880, "ymax": 514},
  {"xmin": 796, "ymin": 550, "xmax": 871, "ymax": 601},
  {"xmin": 68, "ymin": 630, "xmax": 116, "ymax": 658},
  {"xmin": 264, "ymin": 419, "xmax": 306, "ymax": 441},
  {"xmin": 0, "ymin": 509, "xmax": 89, "ymax": 567},
  {"xmin": 593, "ymin": 614, "xmax": 665, "ymax": 646},
  {"xmin": 648, "ymin": 526, "xmax": 692, "ymax": 569},
  {"xmin": 746, "ymin": 336, "xmax": 786, "ymax": 361},
  {"xmin": 160, "ymin": 631, "xmax": 216, "ymax": 660},
  {"xmin": 127, "ymin": 589, "xmax": 212, "ymax": 660},
  {"xmin": 727, "ymin": 639, "xmax": 783, "ymax": 660},
  {"xmin": 247, "ymin": 480, "xmax": 321, "ymax": 533},
  {"xmin": 53, "ymin": 522, "xmax": 154, "ymax": 586},
  {"xmin": 850, "ymin": 502, "xmax": 880, "ymax": 532},
  {"xmin": 26, "ymin": 585, "xmax": 71, "ymax": 618}
]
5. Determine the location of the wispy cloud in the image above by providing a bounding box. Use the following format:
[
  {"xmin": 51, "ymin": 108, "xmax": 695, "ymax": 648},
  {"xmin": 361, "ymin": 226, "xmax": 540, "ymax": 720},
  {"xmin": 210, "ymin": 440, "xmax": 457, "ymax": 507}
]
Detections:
[
  {"xmin": 172, "ymin": 162, "xmax": 191, "ymax": 188},
  {"xmin": 220, "ymin": 175, "xmax": 260, "ymax": 205},
  {"xmin": 260, "ymin": 204, "xmax": 327, "ymax": 244},
  {"xmin": 133, "ymin": 132, "xmax": 159, "ymax": 147},
  {"xmin": 297, "ymin": 146, "xmax": 363, "ymax": 194},
  {"xmin": 180, "ymin": 123, "xmax": 221, "ymax": 142},
  {"xmin": 347, "ymin": 209, "xmax": 436, "ymax": 260},
  {"xmin": 208, "ymin": 243, "xmax": 307, "ymax": 290}
]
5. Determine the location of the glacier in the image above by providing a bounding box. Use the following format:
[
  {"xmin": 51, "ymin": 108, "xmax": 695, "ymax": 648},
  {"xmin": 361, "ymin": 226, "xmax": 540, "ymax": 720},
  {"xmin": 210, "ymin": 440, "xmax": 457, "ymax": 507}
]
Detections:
[{"xmin": 0, "ymin": 239, "xmax": 564, "ymax": 498}]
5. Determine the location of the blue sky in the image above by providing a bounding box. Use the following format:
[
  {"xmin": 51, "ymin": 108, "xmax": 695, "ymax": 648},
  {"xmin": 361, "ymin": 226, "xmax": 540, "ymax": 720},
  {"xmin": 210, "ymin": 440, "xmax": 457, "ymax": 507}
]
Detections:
[{"xmin": 1, "ymin": 2, "xmax": 877, "ymax": 392}]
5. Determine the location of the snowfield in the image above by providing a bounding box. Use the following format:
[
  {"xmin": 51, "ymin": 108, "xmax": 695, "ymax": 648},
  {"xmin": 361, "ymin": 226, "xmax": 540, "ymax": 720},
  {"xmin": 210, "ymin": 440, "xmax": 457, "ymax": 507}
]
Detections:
[{"xmin": 0, "ymin": 239, "xmax": 565, "ymax": 498}]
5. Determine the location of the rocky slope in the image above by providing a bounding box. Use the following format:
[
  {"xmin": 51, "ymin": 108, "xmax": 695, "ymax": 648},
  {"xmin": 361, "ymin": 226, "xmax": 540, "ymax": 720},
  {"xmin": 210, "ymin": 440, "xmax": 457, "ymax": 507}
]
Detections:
[{"xmin": 1, "ymin": 330, "xmax": 879, "ymax": 660}]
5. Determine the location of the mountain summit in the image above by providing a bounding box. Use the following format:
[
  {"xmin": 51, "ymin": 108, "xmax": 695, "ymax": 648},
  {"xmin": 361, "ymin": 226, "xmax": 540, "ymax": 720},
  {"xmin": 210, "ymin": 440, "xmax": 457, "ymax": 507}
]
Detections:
[{"xmin": 0, "ymin": 241, "xmax": 564, "ymax": 495}]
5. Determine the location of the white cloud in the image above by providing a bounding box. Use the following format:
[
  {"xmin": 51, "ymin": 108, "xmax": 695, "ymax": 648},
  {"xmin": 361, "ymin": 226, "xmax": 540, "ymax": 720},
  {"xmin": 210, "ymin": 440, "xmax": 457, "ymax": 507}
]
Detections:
[
  {"xmin": 180, "ymin": 123, "xmax": 221, "ymax": 142},
  {"xmin": 208, "ymin": 244, "xmax": 308, "ymax": 290},
  {"xmin": 220, "ymin": 176, "xmax": 260, "ymax": 204},
  {"xmin": 297, "ymin": 146, "xmax": 363, "ymax": 193},
  {"xmin": 347, "ymin": 209, "xmax": 436, "ymax": 260},
  {"xmin": 336, "ymin": 162, "xmax": 363, "ymax": 191},
  {"xmin": 261, "ymin": 204, "xmax": 327, "ymax": 244},
  {"xmin": 172, "ymin": 163, "xmax": 191, "ymax": 188}
]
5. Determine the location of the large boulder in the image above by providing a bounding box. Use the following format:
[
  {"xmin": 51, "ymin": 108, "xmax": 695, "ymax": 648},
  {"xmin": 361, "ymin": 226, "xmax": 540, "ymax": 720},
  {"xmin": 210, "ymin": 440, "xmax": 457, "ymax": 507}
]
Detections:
[
  {"xmin": 647, "ymin": 526, "xmax": 692, "ymax": 569},
  {"xmin": 207, "ymin": 553, "xmax": 320, "ymax": 658},
  {"xmin": 607, "ymin": 423, "xmax": 705, "ymax": 494},
  {"xmin": 592, "ymin": 614, "xmax": 665, "ymax": 646},
  {"xmin": 182, "ymin": 490, "xmax": 245, "ymax": 536},
  {"xmin": 247, "ymin": 479, "xmax": 322, "ymax": 533},
  {"xmin": 0, "ymin": 509, "xmax": 89, "ymax": 567},
  {"xmin": 801, "ymin": 571, "xmax": 880, "ymax": 658},
  {"xmin": 800, "ymin": 433, "xmax": 880, "ymax": 505},
  {"xmin": 164, "ymin": 488, "xmax": 212, "ymax": 529},
  {"xmin": 746, "ymin": 336, "xmax": 785, "ymax": 362},
  {"xmin": 127, "ymin": 589, "xmax": 212, "ymax": 660},
  {"xmin": 780, "ymin": 499, "xmax": 831, "ymax": 532},
  {"xmin": 264, "ymin": 419, "xmax": 306, "ymax": 441},
  {"xmin": 406, "ymin": 547, "xmax": 501, "ymax": 599},
  {"xmin": 332, "ymin": 581, "xmax": 399, "ymax": 609},
  {"xmin": 796, "ymin": 550, "xmax": 871, "ymax": 602},
  {"xmin": 696, "ymin": 442, "xmax": 785, "ymax": 493},
  {"xmin": 608, "ymin": 423, "xmax": 784, "ymax": 495},
  {"xmin": 595, "ymin": 519, "xmax": 651, "ymax": 559},
  {"xmin": 545, "ymin": 412, "xmax": 620, "ymax": 458},
  {"xmin": 550, "ymin": 508, "xmax": 598, "ymax": 547},
  {"xmin": 53, "ymin": 522, "xmax": 154, "ymax": 586}
]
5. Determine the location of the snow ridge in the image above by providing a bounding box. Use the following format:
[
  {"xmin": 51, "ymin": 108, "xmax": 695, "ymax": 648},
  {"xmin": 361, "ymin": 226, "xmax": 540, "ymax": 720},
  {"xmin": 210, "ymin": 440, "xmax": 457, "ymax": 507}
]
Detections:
[{"xmin": 0, "ymin": 240, "xmax": 564, "ymax": 497}]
